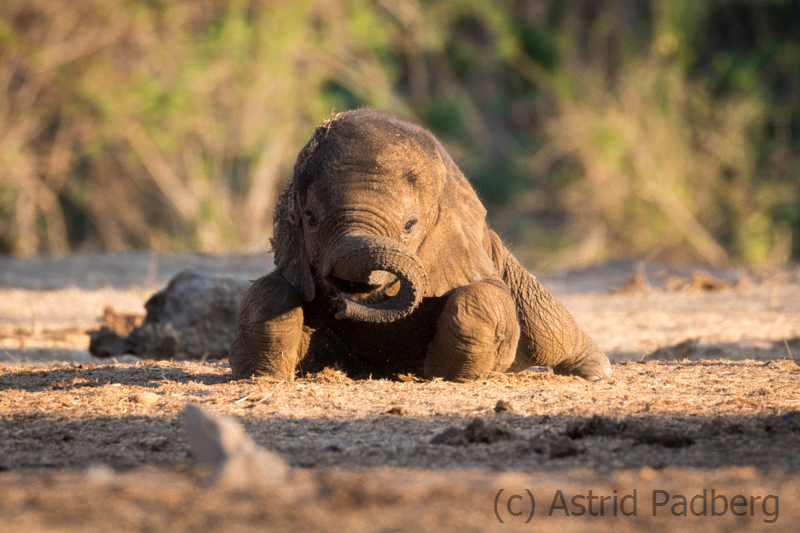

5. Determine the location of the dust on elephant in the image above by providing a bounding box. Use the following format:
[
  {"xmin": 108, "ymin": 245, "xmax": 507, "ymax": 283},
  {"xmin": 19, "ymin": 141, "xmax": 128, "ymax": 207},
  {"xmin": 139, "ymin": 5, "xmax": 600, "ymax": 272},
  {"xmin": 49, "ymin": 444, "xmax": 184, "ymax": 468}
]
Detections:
[{"xmin": 229, "ymin": 109, "xmax": 611, "ymax": 382}]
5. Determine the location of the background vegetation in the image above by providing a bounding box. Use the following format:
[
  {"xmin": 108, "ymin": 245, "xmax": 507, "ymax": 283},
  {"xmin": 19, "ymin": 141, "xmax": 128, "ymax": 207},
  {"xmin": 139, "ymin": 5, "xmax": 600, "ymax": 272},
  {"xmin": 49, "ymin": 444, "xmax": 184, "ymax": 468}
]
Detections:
[{"xmin": 1, "ymin": 0, "xmax": 799, "ymax": 269}]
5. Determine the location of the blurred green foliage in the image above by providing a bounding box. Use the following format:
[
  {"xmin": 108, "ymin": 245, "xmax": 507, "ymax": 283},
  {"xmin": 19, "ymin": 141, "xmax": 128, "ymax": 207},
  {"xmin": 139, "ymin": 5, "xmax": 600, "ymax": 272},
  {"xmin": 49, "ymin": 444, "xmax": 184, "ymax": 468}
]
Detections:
[{"xmin": 0, "ymin": 0, "xmax": 798, "ymax": 268}]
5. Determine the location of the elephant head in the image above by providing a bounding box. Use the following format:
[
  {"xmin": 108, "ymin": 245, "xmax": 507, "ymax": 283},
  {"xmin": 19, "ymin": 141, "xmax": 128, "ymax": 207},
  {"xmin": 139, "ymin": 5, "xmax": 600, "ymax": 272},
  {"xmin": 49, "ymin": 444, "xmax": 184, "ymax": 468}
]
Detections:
[{"xmin": 271, "ymin": 109, "xmax": 495, "ymax": 323}]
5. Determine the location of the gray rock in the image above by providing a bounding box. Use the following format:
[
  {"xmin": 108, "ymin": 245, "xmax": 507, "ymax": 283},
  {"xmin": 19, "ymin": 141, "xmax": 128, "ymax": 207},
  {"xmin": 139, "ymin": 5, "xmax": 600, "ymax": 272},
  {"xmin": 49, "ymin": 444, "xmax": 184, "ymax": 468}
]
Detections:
[
  {"xmin": 89, "ymin": 270, "xmax": 250, "ymax": 360},
  {"xmin": 183, "ymin": 403, "xmax": 288, "ymax": 487}
]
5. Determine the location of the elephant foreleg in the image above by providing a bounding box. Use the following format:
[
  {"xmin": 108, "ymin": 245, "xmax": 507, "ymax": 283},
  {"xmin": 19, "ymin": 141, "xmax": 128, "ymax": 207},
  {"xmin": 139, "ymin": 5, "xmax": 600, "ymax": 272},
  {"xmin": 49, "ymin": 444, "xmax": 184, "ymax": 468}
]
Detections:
[
  {"xmin": 228, "ymin": 272, "xmax": 308, "ymax": 380},
  {"xmin": 424, "ymin": 277, "xmax": 520, "ymax": 382},
  {"xmin": 499, "ymin": 246, "xmax": 612, "ymax": 381}
]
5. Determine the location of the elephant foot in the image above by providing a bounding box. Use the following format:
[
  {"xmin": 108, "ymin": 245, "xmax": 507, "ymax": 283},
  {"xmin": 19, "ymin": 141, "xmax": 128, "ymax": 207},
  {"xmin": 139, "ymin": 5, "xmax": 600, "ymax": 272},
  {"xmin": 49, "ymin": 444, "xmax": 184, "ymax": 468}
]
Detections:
[
  {"xmin": 229, "ymin": 313, "xmax": 303, "ymax": 380},
  {"xmin": 228, "ymin": 273, "xmax": 307, "ymax": 380},
  {"xmin": 424, "ymin": 278, "xmax": 520, "ymax": 382},
  {"xmin": 552, "ymin": 341, "xmax": 612, "ymax": 381}
]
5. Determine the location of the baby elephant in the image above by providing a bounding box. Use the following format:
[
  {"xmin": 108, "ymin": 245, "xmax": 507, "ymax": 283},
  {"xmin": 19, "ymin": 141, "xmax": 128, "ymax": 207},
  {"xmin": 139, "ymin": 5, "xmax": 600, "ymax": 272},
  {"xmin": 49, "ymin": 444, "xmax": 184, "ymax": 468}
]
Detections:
[{"xmin": 229, "ymin": 109, "xmax": 611, "ymax": 382}]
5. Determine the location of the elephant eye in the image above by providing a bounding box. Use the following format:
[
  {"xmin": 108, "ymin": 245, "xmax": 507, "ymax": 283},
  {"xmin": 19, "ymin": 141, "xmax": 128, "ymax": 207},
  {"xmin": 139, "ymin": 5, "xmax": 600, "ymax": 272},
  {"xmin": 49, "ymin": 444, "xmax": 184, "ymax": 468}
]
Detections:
[
  {"xmin": 403, "ymin": 218, "xmax": 418, "ymax": 232},
  {"xmin": 303, "ymin": 206, "xmax": 318, "ymax": 229}
]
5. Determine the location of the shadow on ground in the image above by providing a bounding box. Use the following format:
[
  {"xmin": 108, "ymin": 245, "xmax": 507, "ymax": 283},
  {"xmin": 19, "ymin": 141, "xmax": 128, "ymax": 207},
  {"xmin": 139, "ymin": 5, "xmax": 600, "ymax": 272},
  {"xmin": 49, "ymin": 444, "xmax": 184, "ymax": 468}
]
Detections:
[{"xmin": 1, "ymin": 407, "xmax": 798, "ymax": 472}]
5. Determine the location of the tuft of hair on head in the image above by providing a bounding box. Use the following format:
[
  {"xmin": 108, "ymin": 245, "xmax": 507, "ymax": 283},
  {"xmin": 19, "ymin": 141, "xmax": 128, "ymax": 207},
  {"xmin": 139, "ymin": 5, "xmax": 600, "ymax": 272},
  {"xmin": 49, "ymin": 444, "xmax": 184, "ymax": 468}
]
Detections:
[
  {"xmin": 296, "ymin": 110, "xmax": 346, "ymax": 173},
  {"xmin": 320, "ymin": 109, "xmax": 343, "ymax": 135}
]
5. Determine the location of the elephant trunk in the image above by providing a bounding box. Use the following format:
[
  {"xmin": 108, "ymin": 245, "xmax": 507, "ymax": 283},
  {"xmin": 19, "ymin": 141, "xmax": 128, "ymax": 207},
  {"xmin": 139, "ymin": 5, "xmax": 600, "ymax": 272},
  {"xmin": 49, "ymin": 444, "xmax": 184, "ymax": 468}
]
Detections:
[{"xmin": 322, "ymin": 234, "xmax": 427, "ymax": 323}]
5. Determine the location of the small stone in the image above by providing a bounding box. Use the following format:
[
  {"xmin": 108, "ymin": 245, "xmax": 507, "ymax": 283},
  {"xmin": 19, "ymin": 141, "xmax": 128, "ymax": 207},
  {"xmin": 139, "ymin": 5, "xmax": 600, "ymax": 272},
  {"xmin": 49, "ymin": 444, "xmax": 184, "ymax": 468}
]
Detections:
[
  {"xmin": 494, "ymin": 400, "xmax": 512, "ymax": 413},
  {"xmin": 548, "ymin": 438, "xmax": 582, "ymax": 458},
  {"xmin": 430, "ymin": 418, "xmax": 515, "ymax": 445},
  {"xmin": 132, "ymin": 392, "xmax": 159, "ymax": 404},
  {"xmin": 183, "ymin": 403, "xmax": 288, "ymax": 487},
  {"xmin": 640, "ymin": 467, "xmax": 657, "ymax": 480}
]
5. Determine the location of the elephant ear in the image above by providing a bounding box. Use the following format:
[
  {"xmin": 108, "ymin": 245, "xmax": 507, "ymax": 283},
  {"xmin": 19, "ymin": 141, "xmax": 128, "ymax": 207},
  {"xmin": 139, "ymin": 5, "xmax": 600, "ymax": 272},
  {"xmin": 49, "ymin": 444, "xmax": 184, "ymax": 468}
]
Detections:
[
  {"xmin": 417, "ymin": 144, "xmax": 495, "ymax": 297},
  {"xmin": 271, "ymin": 179, "xmax": 315, "ymax": 301}
]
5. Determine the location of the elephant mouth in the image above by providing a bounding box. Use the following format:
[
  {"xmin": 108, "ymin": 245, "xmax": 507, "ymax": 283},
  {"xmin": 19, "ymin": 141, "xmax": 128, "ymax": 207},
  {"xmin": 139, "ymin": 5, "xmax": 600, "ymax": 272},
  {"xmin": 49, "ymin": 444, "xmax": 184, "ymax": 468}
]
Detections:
[
  {"xmin": 322, "ymin": 235, "xmax": 426, "ymax": 323},
  {"xmin": 328, "ymin": 271, "xmax": 399, "ymax": 304}
]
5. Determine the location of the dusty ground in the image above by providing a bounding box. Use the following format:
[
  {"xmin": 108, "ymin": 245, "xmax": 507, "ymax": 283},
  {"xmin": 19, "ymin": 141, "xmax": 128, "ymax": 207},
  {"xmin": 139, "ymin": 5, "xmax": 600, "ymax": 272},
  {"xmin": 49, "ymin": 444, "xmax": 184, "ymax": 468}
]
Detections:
[{"xmin": 0, "ymin": 253, "xmax": 799, "ymax": 531}]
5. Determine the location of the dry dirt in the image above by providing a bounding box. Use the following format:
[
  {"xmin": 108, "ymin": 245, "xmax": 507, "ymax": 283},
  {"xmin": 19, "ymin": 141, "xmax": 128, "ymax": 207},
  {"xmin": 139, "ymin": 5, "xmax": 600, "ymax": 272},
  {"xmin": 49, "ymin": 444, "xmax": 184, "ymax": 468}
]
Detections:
[{"xmin": 1, "ymin": 253, "xmax": 799, "ymax": 532}]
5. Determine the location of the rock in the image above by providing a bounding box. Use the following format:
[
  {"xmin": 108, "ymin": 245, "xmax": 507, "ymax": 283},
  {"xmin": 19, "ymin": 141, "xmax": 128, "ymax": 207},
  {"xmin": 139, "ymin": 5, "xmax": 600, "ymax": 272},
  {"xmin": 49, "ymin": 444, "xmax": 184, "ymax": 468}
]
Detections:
[
  {"xmin": 84, "ymin": 463, "xmax": 116, "ymax": 484},
  {"xmin": 430, "ymin": 418, "xmax": 515, "ymax": 445},
  {"xmin": 89, "ymin": 270, "xmax": 251, "ymax": 360},
  {"xmin": 566, "ymin": 415, "xmax": 621, "ymax": 439},
  {"xmin": 546, "ymin": 437, "xmax": 583, "ymax": 458},
  {"xmin": 529, "ymin": 435, "xmax": 584, "ymax": 458},
  {"xmin": 132, "ymin": 392, "xmax": 159, "ymax": 404},
  {"xmin": 493, "ymin": 400, "xmax": 513, "ymax": 413},
  {"xmin": 183, "ymin": 403, "xmax": 288, "ymax": 487}
]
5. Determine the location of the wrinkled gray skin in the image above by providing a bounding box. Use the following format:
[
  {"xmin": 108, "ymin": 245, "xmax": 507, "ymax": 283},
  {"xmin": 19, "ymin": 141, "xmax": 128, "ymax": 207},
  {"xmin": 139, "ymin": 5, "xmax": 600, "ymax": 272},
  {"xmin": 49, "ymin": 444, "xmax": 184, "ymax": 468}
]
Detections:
[
  {"xmin": 90, "ymin": 270, "xmax": 250, "ymax": 360},
  {"xmin": 229, "ymin": 109, "xmax": 611, "ymax": 382}
]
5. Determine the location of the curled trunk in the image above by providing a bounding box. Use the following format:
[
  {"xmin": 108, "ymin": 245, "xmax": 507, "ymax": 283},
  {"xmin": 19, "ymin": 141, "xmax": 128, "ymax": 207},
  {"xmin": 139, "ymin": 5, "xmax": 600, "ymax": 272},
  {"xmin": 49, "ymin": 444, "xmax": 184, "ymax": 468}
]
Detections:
[{"xmin": 322, "ymin": 234, "xmax": 427, "ymax": 323}]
